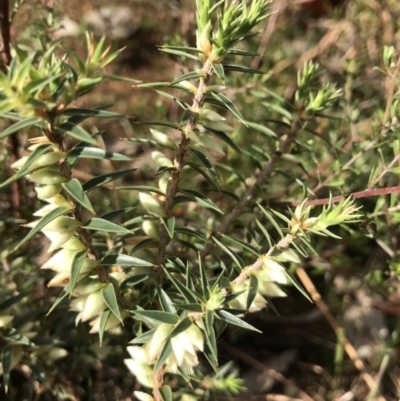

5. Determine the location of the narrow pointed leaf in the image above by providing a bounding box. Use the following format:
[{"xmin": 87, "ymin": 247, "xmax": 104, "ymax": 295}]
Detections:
[
  {"xmin": 246, "ymin": 274, "xmax": 259, "ymax": 310},
  {"xmin": 188, "ymin": 148, "xmax": 220, "ymax": 185},
  {"xmin": 61, "ymin": 108, "xmax": 124, "ymax": 118},
  {"xmin": 129, "ymin": 328, "xmax": 156, "ymax": 344},
  {"xmin": 167, "ymin": 317, "xmax": 192, "ymax": 341},
  {"xmin": 211, "ymin": 236, "xmax": 244, "ymax": 268},
  {"xmin": 180, "ymin": 189, "xmax": 223, "ymax": 215},
  {"xmin": 98, "ymin": 310, "xmax": 111, "ymax": 346},
  {"xmin": 170, "ymin": 71, "xmax": 204, "ymax": 86},
  {"xmin": 204, "ymin": 126, "xmax": 241, "ymax": 153},
  {"xmin": 223, "ymin": 64, "xmax": 264, "ymax": 74},
  {"xmin": 163, "ymin": 268, "xmax": 197, "ymax": 303},
  {"xmin": 161, "ymin": 217, "xmax": 175, "ymax": 239},
  {"xmin": 2, "ymin": 345, "xmax": 13, "ymax": 392},
  {"xmin": 69, "ymin": 249, "xmax": 89, "ymax": 293},
  {"xmin": 154, "ymin": 340, "xmax": 173, "ymax": 371},
  {"xmin": 216, "ymin": 309, "xmax": 261, "ymax": 332},
  {"xmin": 62, "ymin": 178, "xmax": 94, "ymax": 213},
  {"xmin": 159, "ymin": 47, "xmax": 199, "ymax": 61},
  {"xmin": 101, "ymin": 254, "xmax": 153, "ymax": 267},
  {"xmin": 212, "ymin": 63, "xmax": 225, "ymax": 83},
  {"xmin": 132, "ymin": 120, "xmax": 180, "ymax": 129},
  {"xmin": 82, "ymin": 168, "xmax": 137, "ymax": 192},
  {"xmin": 117, "ymin": 185, "xmax": 164, "ymax": 195},
  {"xmin": 14, "ymin": 207, "xmax": 69, "ymax": 251},
  {"xmin": 211, "ymin": 92, "xmax": 246, "ymax": 125},
  {"xmin": 68, "ymin": 146, "xmax": 131, "ymax": 161},
  {"xmin": 134, "ymin": 310, "xmax": 179, "ymax": 325},
  {"xmin": 101, "ymin": 284, "xmax": 122, "ymax": 322},
  {"xmin": 158, "ymin": 288, "xmax": 176, "ymax": 314},
  {"xmin": 83, "ymin": 218, "xmax": 131, "ymax": 233},
  {"xmin": 0, "ymin": 117, "xmax": 42, "ymax": 139},
  {"xmin": 58, "ymin": 122, "xmax": 97, "ymax": 144}
]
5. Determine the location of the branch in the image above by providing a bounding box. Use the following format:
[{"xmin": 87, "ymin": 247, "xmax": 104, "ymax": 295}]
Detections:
[
  {"xmin": 0, "ymin": 0, "xmax": 11, "ymax": 73},
  {"xmin": 157, "ymin": 59, "xmax": 214, "ymax": 268}
]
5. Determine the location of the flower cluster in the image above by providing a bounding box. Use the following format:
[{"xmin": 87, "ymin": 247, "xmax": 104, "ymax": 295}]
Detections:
[{"xmin": 125, "ymin": 321, "xmax": 204, "ymax": 387}]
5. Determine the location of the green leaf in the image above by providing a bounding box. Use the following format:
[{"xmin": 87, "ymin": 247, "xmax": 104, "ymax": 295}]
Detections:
[
  {"xmin": 134, "ymin": 310, "xmax": 179, "ymax": 325},
  {"xmin": 176, "ymin": 303, "xmax": 203, "ymax": 312},
  {"xmin": 170, "ymin": 71, "xmax": 204, "ymax": 86},
  {"xmin": 0, "ymin": 143, "xmax": 52, "ymax": 189},
  {"xmin": 255, "ymin": 218, "xmax": 273, "ymax": 248},
  {"xmin": 2, "ymin": 327, "xmax": 34, "ymax": 346},
  {"xmin": 188, "ymin": 148, "xmax": 220, "ymax": 186},
  {"xmin": 101, "ymin": 284, "xmax": 123, "ymax": 322},
  {"xmin": 116, "ymin": 185, "xmax": 164, "ymax": 195},
  {"xmin": 0, "ymin": 292, "xmax": 30, "ymax": 313},
  {"xmin": 174, "ymin": 227, "xmax": 207, "ymax": 241},
  {"xmin": 228, "ymin": 49, "xmax": 259, "ymax": 56},
  {"xmin": 212, "ymin": 63, "xmax": 225, "ymax": 83},
  {"xmin": 69, "ymin": 249, "xmax": 89, "ymax": 293},
  {"xmin": 101, "ymin": 73, "xmax": 141, "ymax": 83},
  {"xmin": 83, "ymin": 218, "xmax": 132, "ymax": 233},
  {"xmin": 121, "ymin": 273, "xmax": 154, "ymax": 290},
  {"xmin": 98, "ymin": 310, "xmax": 111, "ymax": 346},
  {"xmin": 247, "ymin": 274, "xmax": 259, "ymax": 310},
  {"xmin": 68, "ymin": 146, "xmax": 131, "ymax": 161},
  {"xmin": 163, "ymin": 268, "xmax": 198, "ymax": 303},
  {"xmin": 180, "ymin": 189, "xmax": 223, "ymax": 215},
  {"xmin": 204, "ymin": 126, "xmax": 241, "ymax": 153},
  {"xmin": 160, "ymin": 385, "xmax": 173, "ymax": 401},
  {"xmin": 257, "ymin": 203, "xmax": 284, "ymax": 238},
  {"xmin": 129, "ymin": 238, "xmax": 158, "ymax": 254},
  {"xmin": 62, "ymin": 105, "xmax": 122, "ymax": 118},
  {"xmin": 58, "ymin": 122, "xmax": 97, "ymax": 144},
  {"xmin": 158, "ymin": 288, "xmax": 177, "ymax": 314},
  {"xmin": 30, "ymin": 356, "xmax": 47, "ymax": 384},
  {"xmin": 62, "ymin": 178, "xmax": 94, "ymax": 213},
  {"xmin": 82, "ymin": 168, "xmax": 137, "ymax": 192},
  {"xmin": 211, "ymin": 92, "xmax": 246, "ymax": 125},
  {"xmin": 101, "ymin": 207, "xmax": 135, "ymax": 222},
  {"xmin": 167, "ymin": 317, "xmax": 193, "ymax": 341},
  {"xmin": 159, "ymin": 47, "xmax": 200, "ymax": 61},
  {"xmin": 211, "ymin": 236, "xmax": 244, "ymax": 268},
  {"xmin": 129, "ymin": 328, "xmax": 156, "ymax": 344},
  {"xmin": 2, "ymin": 345, "xmax": 13, "ymax": 391},
  {"xmin": 221, "ymin": 233, "xmax": 259, "ymax": 256},
  {"xmin": 132, "ymin": 120, "xmax": 180, "ymax": 129},
  {"xmin": 46, "ymin": 285, "xmax": 70, "ymax": 316},
  {"xmin": 186, "ymin": 162, "xmax": 219, "ymax": 190},
  {"xmin": 246, "ymin": 121, "xmax": 277, "ymax": 138},
  {"xmin": 161, "ymin": 217, "xmax": 175, "ymax": 239},
  {"xmin": 14, "ymin": 207, "xmax": 70, "ymax": 251},
  {"xmin": 223, "ymin": 64, "xmax": 264, "ymax": 74},
  {"xmin": 155, "ymin": 90, "xmax": 189, "ymax": 109},
  {"xmin": 215, "ymin": 309, "xmax": 261, "ymax": 332},
  {"xmin": 101, "ymin": 254, "xmax": 153, "ymax": 267},
  {"xmin": 154, "ymin": 340, "xmax": 173, "ymax": 371},
  {"xmin": 0, "ymin": 117, "xmax": 42, "ymax": 139},
  {"xmin": 198, "ymin": 253, "xmax": 209, "ymax": 298}
]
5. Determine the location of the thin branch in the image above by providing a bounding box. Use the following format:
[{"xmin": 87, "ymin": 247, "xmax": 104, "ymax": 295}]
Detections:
[
  {"xmin": 0, "ymin": 0, "xmax": 11, "ymax": 72},
  {"xmin": 157, "ymin": 59, "xmax": 214, "ymax": 268}
]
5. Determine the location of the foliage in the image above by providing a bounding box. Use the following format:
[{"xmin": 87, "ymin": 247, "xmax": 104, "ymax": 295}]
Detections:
[{"xmin": 1, "ymin": 0, "xmax": 400, "ymax": 400}]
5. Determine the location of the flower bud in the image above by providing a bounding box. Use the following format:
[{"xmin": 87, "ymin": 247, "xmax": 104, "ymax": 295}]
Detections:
[
  {"xmin": 151, "ymin": 151, "xmax": 174, "ymax": 168},
  {"xmin": 71, "ymin": 291, "xmax": 106, "ymax": 322},
  {"xmin": 142, "ymin": 219, "xmax": 160, "ymax": 240},
  {"xmin": 125, "ymin": 346, "xmax": 154, "ymax": 388},
  {"xmin": 35, "ymin": 184, "xmax": 62, "ymax": 199},
  {"xmin": 150, "ymin": 129, "xmax": 176, "ymax": 150},
  {"xmin": 30, "ymin": 166, "xmax": 68, "ymax": 185}
]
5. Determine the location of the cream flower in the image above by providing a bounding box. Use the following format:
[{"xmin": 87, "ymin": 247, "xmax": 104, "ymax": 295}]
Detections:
[
  {"xmin": 228, "ymin": 281, "xmax": 268, "ymax": 313},
  {"xmin": 124, "ymin": 346, "xmax": 154, "ymax": 388}
]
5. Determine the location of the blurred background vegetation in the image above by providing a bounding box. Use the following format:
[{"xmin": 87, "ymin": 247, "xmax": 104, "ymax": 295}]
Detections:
[{"xmin": 2, "ymin": 0, "xmax": 400, "ymax": 400}]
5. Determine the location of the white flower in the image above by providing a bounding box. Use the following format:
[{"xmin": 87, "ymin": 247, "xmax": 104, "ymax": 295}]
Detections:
[
  {"xmin": 70, "ymin": 291, "xmax": 106, "ymax": 323},
  {"xmin": 134, "ymin": 391, "xmax": 155, "ymax": 401},
  {"xmin": 229, "ymin": 281, "xmax": 268, "ymax": 313},
  {"xmin": 124, "ymin": 346, "xmax": 154, "ymax": 388},
  {"xmin": 258, "ymin": 256, "xmax": 288, "ymax": 285},
  {"xmin": 89, "ymin": 312, "xmax": 122, "ymax": 334},
  {"xmin": 145, "ymin": 322, "xmax": 204, "ymax": 374}
]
